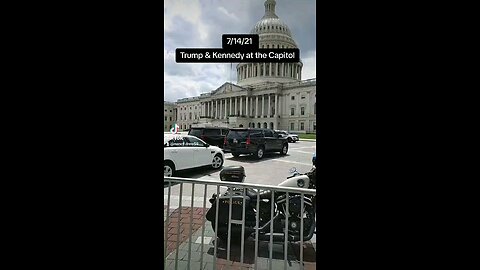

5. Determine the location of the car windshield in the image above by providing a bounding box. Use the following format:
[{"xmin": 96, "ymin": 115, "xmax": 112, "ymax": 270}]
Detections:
[
  {"xmin": 189, "ymin": 129, "xmax": 202, "ymax": 137},
  {"xmin": 227, "ymin": 130, "xmax": 249, "ymax": 140}
]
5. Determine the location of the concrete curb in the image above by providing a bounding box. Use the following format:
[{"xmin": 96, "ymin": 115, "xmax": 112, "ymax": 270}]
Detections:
[{"xmin": 299, "ymin": 138, "xmax": 316, "ymax": 142}]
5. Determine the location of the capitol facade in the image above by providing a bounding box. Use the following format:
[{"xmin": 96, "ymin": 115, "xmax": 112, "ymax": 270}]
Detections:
[{"xmin": 164, "ymin": 0, "xmax": 316, "ymax": 133}]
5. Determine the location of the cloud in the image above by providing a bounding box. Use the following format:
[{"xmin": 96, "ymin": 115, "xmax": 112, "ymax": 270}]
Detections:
[{"xmin": 164, "ymin": 0, "xmax": 316, "ymax": 102}]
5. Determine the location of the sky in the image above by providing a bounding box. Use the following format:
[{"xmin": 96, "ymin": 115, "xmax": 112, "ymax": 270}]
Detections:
[{"xmin": 164, "ymin": 0, "xmax": 316, "ymax": 102}]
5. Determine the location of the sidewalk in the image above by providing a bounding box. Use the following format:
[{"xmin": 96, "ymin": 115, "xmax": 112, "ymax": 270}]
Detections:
[{"xmin": 164, "ymin": 206, "xmax": 316, "ymax": 270}]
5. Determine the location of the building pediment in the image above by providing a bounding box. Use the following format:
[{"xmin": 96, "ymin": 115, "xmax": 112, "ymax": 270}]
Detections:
[{"xmin": 210, "ymin": 82, "xmax": 247, "ymax": 97}]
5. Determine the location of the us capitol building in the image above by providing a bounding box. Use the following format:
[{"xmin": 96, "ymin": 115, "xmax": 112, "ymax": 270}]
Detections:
[{"xmin": 164, "ymin": 0, "xmax": 316, "ymax": 133}]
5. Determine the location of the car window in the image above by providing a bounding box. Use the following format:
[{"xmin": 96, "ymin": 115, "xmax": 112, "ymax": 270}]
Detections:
[
  {"xmin": 264, "ymin": 130, "xmax": 274, "ymax": 137},
  {"xmin": 189, "ymin": 129, "xmax": 202, "ymax": 137},
  {"xmin": 183, "ymin": 137, "xmax": 205, "ymax": 147},
  {"xmin": 227, "ymin": 130, "xmax": 249, "ymax": 140},
  {"xmin": 250, "ymin": 131, "xmax": 263, "ymax": 138},
  {"xmin": 204, "ymin": 129, "xmax": 221, "ymax": 136}
]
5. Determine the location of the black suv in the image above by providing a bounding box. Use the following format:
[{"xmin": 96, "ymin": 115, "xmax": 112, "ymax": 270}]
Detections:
[
  {"xmin": 188, "ymin": 127, "xmax": 229, "ymax": 148},
  {"xmin": 224, "ymin": 128, "xmax": 289, "ymax": 159}
]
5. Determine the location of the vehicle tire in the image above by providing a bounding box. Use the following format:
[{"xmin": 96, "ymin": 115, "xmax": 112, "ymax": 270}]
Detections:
[
  {"xmin": 288, "ymin": 137, "xmax": 293, "ymax": 143},
  {"xmin": 164, "ymin": 161, "xmax": 175, "ymax": 177},
  {"xmin": 255, "ymin": 146, "xmax": 265, "ymax": 159},
  {"xmin": 232, "ymin": 153, "xmax": 240, "ymax": 158},
  {"xmin": 280, "ymin": 143, "xmax": 288, "ymax": 155},
  {"xmin": 212, "ymin": 154, "xmax": 224, "ymax": 169}
]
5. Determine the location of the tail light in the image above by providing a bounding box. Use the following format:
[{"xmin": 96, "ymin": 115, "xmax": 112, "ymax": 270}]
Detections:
[{"xmin": 246, "ymin": 136, "xmax": 251, "ymax": 146}]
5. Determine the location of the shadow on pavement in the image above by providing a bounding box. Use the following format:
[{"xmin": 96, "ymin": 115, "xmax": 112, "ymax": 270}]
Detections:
[{"xmin": 225, "ymin": 153, "xmax": 291, "ymax": 163}]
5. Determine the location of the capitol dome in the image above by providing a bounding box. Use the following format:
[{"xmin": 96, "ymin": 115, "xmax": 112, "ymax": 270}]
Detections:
[{"xmin": 237, "ymin": 0, "xmax": 303, "ymax": 86}]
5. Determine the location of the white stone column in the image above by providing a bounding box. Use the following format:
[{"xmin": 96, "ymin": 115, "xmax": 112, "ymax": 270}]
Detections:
[
  {"xmin": 268, "ymin": 94, "xmax": 271, "ymax": 117},
  {"xmin": 215, "ymin": 99, "xmax": 218, "ymax": 119},
  {"xmin": 275, "ymin": 94, "xmax": 279, "ymax": 117},
  {"xmin": 256, "ymin": 96, "xmax": 259, "ymax": 118},
  {"xmin": 240, "ymin": 96, "xmax": 243, "ymax": 116},
  {"xmin": 224, "ymin": 98, "xmax": 227, "ymax": 118},
  {"xmin": 278, "ymin": 95, "xmax": 281, "ymax": 116},
  {"xmin": 261, "ymin": 95, "xmax": 265, "ymax": 117},
  {"xmin": 269, "ymin": 63, "xmax": 272, "ymax": 76},
  {"xmin": 263, "ymin": 63, "xmax": 266, "ymax": 76},
  {"xmin": 229, "ymin": 97, "xmax": 232, "ymax": 116},
  {"xmin": 235, "ymin": 97, "xmax": 238, "ymax": 116},
  {"xmin": 299, "ymin": 66, "xmax": 302, "ymax": 80}
]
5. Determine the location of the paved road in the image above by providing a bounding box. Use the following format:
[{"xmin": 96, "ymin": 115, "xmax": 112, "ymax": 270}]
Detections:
[{"xmin": 164, "ymin": 141, "xmax": 316, "ymax": 203}]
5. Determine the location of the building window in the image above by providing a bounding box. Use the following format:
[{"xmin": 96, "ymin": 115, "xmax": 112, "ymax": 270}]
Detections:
[
  {"xmin": 189, "ymin": 113, "xmax": 192, "ymax": 120},
  {"xmin": 301, "ymin": 96, "xmax": 305, "ymax": 99},
  {"xmin": 300, "ymin": 122, "xmax": 304, "ymax": 130},
  {"xmin": 291, "ymin": 108, "xmax": 295, "ymax": 116},
  {"xmin": 170, "ymin": 110, "xmax": 172, "ymax": 112},
  {"xmin": 170, "ymin": 117, "xmax": 172, "ymax": 121},
  {"xmin": 164, "ymin": 109, "xmax": 167, "ymax": 112},
  {"xmin": 313, "ymin": 122, "xmax": 316, "ymax": 131},
  {"xmin": 301, "ymin": 107, "xmax": 305, "ymax": 115},
  {"xmin": 290, "ymin": 122, "xmax": 294, "ymax": 130},
  {"xmin": 291, "ymin": 96, "xmax": 295, "ymax": 100},
  {"xmin": 164, "ymin": 116, "xmax": 167, "ymax": 121}
]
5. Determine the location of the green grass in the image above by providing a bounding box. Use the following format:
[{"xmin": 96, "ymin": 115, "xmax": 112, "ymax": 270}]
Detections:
[{"xmin": 298, "ymin": 133, "xmax": 316, "ymax": 140}]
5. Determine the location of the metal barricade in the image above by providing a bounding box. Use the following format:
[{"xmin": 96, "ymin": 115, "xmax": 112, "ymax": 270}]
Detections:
[{"xmin": 164, "ymin": 176, "xmax": 316, "ymax": 270}]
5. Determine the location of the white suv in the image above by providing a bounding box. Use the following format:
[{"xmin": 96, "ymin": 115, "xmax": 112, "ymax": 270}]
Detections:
[
  {"xmin": 164, "ymin": 134, "xmax": 224, "ymax": 177},
  {"xmin": 275, "ymin": 130, "xmax": 299, "ymax": 143}
]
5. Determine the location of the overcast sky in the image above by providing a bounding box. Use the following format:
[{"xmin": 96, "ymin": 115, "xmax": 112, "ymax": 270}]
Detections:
[{"xmin": 164, "ymin": 0, "xmax": 316, "ymax": 102}]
